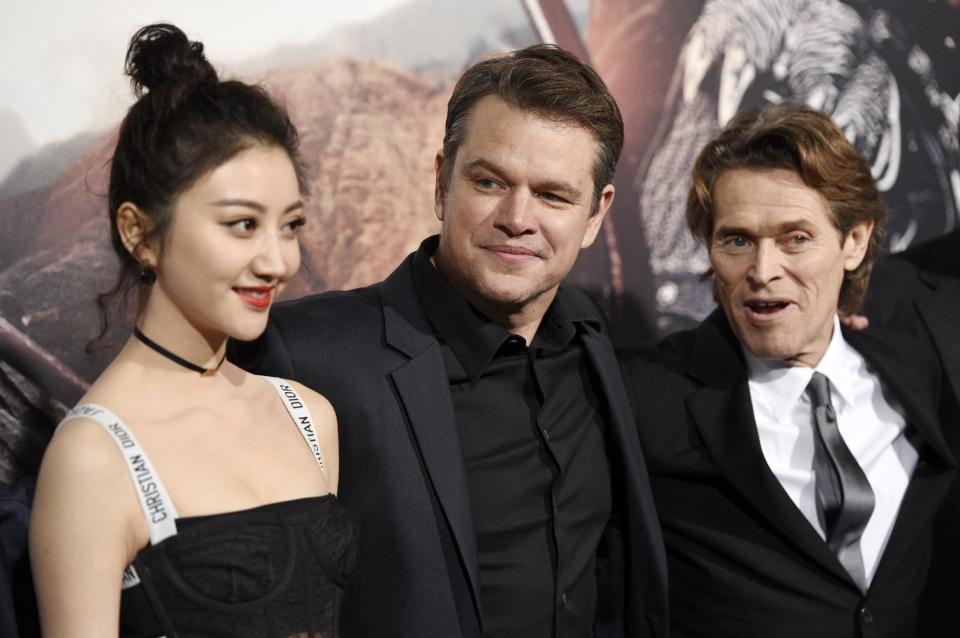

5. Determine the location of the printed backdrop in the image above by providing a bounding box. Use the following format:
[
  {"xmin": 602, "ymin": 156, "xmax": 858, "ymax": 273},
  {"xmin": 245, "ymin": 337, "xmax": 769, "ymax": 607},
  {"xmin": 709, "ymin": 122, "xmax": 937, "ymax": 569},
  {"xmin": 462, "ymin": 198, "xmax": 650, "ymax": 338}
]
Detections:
[{"xmin": 0, "ymin": 0, "xmax": 957, "ymax": 483}]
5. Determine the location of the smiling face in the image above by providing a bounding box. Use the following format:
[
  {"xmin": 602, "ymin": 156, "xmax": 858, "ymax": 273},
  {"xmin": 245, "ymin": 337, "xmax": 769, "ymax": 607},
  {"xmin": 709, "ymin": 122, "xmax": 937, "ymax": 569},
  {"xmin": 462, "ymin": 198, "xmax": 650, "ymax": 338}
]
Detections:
[
  {"xmin": 141, "ymin": 144, "xmax": 304, "ymax": 343},
  {"xmin": 433, "ymin": 95, "xmax": 613, "ymax": 325},
  {"xmin": 709, "ymin": 168, "xmax": 872, "ymax": 367}
]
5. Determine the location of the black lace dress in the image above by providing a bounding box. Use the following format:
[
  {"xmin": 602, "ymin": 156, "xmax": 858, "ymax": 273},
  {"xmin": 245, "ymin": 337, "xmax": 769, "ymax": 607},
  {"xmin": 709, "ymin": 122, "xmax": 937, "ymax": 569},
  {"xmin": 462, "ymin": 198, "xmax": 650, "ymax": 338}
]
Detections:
[
  {"xmin": 120, "ymin": 495, "xmax": 355, "ymax": 638},
  {"xmin": 60, "ymin": 378, "xmax": 354, "ymax": 638}
]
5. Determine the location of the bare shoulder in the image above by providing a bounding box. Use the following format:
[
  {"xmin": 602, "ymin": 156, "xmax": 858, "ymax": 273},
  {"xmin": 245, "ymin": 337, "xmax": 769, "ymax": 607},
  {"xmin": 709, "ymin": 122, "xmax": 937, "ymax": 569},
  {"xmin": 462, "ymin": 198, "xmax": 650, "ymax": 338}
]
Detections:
[
  {"xmin": 280, "ymin": 379, "xmax": 338, "ymax": 427},
  {"xmin": 33, "ymin": 414, "xmax": 139, "ymax": 534},
  {"xmin": 35, "ymin": 360, "xmax": 152, "ymax": 527},
  {"xmin": 32, "ymin": 413, "xmax": 142, "ymax": 563},
  {"xmin": 31, "ymin": 414, "xmax": 141, "ymax": 636},
  {"xmin": 40, "ymin": 415, "xmax": 130, "ymax": 489}
]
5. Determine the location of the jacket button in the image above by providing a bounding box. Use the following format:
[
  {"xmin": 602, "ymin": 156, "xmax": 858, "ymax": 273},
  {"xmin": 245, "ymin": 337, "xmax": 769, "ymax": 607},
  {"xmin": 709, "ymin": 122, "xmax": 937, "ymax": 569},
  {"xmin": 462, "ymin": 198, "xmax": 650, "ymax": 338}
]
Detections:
[{"xmin": 860, "ymin": 607, "xmax": 874, "ymax": 624}]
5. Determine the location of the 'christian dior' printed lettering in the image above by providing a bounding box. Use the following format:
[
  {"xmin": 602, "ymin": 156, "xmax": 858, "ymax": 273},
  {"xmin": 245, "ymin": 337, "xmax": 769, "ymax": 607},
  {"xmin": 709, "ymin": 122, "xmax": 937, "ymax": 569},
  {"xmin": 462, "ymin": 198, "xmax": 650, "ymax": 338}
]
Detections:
[
  {"xmin": 108, "ymin": 421, "xmax": 136, "ymax": 449},
  {"xmin": 58, "ymin": 403, "xmax": 180, "ymax": 545},
  {"xmin": 281, "ymin": 384, "xmax": 304, "ymax": 409},
  {"xmin": 271, "ymin": 381, "xmax": 325, "ymax": 472},
  {"xmin": 299, "ymin": 416, "xmax": 320, "ymax": 457},
  {"xmin": 72, "ymin": 404, "xmax": 105, "ymax": 419},
  {"xmin": 130, "ymin": 454, "xmax": 168, "ymax": 524}
]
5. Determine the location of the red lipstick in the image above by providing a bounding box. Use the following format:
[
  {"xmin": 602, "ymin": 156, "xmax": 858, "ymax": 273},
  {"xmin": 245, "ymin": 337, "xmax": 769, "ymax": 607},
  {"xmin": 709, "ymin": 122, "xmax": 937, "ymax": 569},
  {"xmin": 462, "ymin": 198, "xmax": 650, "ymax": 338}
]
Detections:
[{"xmin": 234, "ymin": 286, "xmax": 273, "ymax": 310}]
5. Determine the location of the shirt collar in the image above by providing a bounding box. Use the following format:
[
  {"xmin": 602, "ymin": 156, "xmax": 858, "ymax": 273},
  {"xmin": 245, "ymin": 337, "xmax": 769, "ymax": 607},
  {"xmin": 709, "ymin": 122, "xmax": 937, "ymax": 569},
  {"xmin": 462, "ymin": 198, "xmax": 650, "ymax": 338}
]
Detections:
[
  {"xmin": 742, "ymin": 314, "xmax": 855, "ymax": 412},
  {"xmin": 411, "ymin": 235, "xmax": 582, "ymax": 383},
  {"xmin": 813, "ymin": 315, "xmax": 859, "ymax": 410}
]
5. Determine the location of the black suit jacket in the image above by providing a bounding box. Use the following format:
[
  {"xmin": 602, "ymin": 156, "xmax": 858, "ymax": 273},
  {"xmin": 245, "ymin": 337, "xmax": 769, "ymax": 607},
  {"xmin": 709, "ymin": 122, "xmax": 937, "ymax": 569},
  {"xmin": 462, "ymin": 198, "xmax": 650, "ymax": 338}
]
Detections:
[
  {"xmin": 620, "ymin": 310, "xmax": 958, "ymax": 638},
  {"xmin": 887, "ymin": 229, "xmax": 960, "ymax": 280},
  {"xmin": 232, "ymin": 252, "xmax": 668, "ymax": 638},
  {"xmin": 862, "ymin": 235, "xmax": 960, "ymax": 629},
  {"xmin": 863, "ymin": 235, "xmax": 960, "ymax": 410}
]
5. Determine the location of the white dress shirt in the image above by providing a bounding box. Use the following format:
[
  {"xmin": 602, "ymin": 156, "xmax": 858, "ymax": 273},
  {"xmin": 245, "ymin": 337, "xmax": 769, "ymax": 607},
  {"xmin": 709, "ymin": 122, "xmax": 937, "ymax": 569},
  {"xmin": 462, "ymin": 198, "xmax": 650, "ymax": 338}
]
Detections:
[{"xmin": 743, "ymin": 315, "xmax": 918, "ymax": 585}]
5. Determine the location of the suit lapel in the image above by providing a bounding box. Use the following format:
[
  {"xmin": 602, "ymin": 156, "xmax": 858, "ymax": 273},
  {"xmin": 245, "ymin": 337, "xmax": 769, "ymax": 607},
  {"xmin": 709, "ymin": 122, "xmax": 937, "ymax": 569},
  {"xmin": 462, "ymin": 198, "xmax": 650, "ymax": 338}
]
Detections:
[
  {"xmin": 580, "ymin": 325, "xmax": 669, "ymax": 587},
  {"xmin": 843, "ymin": 327, "xmax": 957, "ymax": 588},
  {"xmin": 844, "ymin": 326, "xmax": 953, "ymax": 462},
  {"xmin": 915, "ymin": 272, "xmax": 960, "ymax": 405},
  {"xmin": 379, "ymin": 261, "xmax": 483, "ymax": 620},
  {"xmin": 683, "ymin": 308, "xmax": 958, "ymax": 593},
  {"xmin": 684, "ymin": 313, "xmax": 854, "ymax": 585}
]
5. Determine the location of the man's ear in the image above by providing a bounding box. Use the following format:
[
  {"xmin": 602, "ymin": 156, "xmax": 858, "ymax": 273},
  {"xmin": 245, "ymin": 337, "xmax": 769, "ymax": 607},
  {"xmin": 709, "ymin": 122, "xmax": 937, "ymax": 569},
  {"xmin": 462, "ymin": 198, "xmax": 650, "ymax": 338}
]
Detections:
[
  {"xmin": 842, "ymin": 219, "xmax": 875, "ymax": 271},
  {"xmin": 580, "ymin": 184, "xmax": 615, "ymax": 250},
  {"xmin": 117, "ymin": 202, "xmax": 158, "ymax": 266},
  {"xmin": 434, "ymin": 151, "xmax": 445, "ymax": 221}
]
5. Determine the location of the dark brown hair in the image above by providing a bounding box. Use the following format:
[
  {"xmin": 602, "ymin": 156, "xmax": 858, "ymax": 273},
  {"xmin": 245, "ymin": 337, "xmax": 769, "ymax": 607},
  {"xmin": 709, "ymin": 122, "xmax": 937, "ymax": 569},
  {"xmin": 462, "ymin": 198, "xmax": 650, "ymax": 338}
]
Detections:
[
  {"xmin": 687, "ymin": 102, "xmax": 886, "ymax": 313},
  {"xmin": 440, "ymin": 44, "xmax": 623, "ymax": 211},
  {"xmin": 94, "ymin": 23, "xmax": 305, "ymax": 345}
]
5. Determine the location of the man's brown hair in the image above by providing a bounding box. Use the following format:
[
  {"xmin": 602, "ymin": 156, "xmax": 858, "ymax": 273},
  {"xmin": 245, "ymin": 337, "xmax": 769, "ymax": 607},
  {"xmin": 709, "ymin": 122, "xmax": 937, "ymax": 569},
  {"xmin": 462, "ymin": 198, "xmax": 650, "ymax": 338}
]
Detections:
[
  {"xmin": 440, "ymin": 44, "xmax": 623, "ymax": 211},
  {"xmin": 687, "ymin": 102, "xmax": 887, "ymax": 313}
]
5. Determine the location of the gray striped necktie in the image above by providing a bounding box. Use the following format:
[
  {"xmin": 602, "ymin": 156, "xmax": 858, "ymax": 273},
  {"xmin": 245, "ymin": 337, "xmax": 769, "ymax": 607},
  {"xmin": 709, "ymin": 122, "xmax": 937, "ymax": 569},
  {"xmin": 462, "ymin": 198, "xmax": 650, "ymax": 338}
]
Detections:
[{"xmin": 806, "ymin": 371, "xmax": 875, "ymax": 591}]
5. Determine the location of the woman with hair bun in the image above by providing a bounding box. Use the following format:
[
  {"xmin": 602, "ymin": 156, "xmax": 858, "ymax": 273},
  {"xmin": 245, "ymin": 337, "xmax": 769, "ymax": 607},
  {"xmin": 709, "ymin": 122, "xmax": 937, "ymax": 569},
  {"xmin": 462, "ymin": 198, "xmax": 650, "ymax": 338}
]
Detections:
[{"xmin": 30, "ymin": 23, "xmax": 354, "ymax": 637}]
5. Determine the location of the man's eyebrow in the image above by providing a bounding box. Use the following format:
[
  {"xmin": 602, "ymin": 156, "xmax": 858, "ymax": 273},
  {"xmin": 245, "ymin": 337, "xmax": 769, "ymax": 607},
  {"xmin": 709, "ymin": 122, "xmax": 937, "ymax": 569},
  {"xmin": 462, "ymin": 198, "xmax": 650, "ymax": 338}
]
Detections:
[
  {"xmin": 463, "ymin": 158, "xmax": 506, "ymax": 178},
  {"xmin": 713, "ymin": 218, "xmax": 815, "ymax": 237},
  {"xmin": 463, "ymin": 158, "xmax": 584, "ymax": 202},
  {"xmin": 210, "ymin": 199, "xmax": 304, "ymax": 214},
  {"xmin": 712, "ymin": 224, "xmax": 753, "ymax": 238},
  {"xmin": 769, "ymin": 218, "xmax": 817, "ymax": 234}
]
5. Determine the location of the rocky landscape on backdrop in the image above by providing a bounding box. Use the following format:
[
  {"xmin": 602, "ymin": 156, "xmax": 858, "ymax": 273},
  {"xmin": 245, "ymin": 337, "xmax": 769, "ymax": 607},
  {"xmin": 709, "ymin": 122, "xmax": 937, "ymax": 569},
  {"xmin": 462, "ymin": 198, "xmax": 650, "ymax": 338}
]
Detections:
[
  {"xmin": 0, "ymin": 0, "xmax": 554, "ymax": 385},
  {"xmin": 0, "ymin": 59, "xmax": 448, "ymax": 381}
]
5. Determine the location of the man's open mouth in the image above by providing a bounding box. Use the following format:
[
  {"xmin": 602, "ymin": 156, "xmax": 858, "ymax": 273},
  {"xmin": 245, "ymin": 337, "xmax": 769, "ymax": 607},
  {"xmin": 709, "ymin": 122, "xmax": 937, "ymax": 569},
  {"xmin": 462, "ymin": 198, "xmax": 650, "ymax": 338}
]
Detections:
[{"xmin": 744, "ymin": 300, "xmax": 789, "ymax": 315}]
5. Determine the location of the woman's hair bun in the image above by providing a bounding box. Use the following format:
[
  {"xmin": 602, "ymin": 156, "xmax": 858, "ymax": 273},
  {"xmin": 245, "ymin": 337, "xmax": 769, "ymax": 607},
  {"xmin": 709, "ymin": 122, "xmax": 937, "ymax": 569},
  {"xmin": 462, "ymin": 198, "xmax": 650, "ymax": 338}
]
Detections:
[{"xmin": 124, "ymin": 23, "xmax": 218, "ymax": 97}]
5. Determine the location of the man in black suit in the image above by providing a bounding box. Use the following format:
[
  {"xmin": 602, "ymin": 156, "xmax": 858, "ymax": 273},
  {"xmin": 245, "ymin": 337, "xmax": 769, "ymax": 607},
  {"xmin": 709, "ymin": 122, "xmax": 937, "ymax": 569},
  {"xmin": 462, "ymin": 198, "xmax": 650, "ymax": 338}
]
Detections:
[
  {"xmin": 859, "ymin": 127, "xmax": 960, "ymax": 629},
  {"xmin": 233, "ymin": 46, "xmax": 666, "ymax": 638},
  {"xmin": 621, "ymin": 103, "xmax": 957, "ymax": 637},
  {"xmin": 862, "ymin": 122, "xmax": 960, "ymax": 405},
  {"xmin": 864, "ymin": 230, "xmax": 960, "ymax": 406}
]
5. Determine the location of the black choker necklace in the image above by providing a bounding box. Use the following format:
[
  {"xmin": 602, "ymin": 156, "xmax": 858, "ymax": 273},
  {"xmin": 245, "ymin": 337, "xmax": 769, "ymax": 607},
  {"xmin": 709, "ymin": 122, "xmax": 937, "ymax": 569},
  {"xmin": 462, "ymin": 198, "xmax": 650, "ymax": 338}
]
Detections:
[{"xmin": 133, "ymin": 327, "xmax": 225, "ymax": 377}]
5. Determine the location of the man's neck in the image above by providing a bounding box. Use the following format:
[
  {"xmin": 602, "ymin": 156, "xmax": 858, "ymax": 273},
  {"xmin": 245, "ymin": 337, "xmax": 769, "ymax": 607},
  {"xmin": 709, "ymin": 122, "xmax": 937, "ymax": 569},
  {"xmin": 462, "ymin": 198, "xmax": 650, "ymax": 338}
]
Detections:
[
  {"xmin": 457, "ymin": 284, "xmax": 555, "ymax": 345},
  {"xmin": 743, "ymin": 315, "xmax": 840, "ymax": 371}
]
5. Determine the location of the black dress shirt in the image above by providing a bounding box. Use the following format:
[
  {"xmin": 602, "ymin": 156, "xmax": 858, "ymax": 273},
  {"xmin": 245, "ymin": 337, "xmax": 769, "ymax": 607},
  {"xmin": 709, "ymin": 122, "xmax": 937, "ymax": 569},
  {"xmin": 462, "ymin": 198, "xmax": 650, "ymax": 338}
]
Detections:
[{"xmin": 412, "ymin": 238, "xmax": 612, "ymax": 638}]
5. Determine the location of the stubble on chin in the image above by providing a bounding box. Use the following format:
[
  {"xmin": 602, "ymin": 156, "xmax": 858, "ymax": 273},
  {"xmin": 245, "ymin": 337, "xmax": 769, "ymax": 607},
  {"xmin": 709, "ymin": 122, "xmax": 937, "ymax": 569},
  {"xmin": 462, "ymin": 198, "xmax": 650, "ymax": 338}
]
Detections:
[{"xmin": 474, "ymin": 274, "xmax": 536, "ymax": 310}]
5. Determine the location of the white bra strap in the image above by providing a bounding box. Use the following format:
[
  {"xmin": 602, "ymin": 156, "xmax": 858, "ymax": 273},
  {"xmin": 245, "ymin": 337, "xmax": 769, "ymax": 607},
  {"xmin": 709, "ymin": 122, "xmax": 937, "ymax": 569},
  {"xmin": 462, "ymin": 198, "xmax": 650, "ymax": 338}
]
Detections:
[
  {"xmin": 60, "ymin": 404, "xmax": 179, "ymax": 546},
  {"xmin": 261, "ymin": 377, "xmax": 327, "ymax": 476}
]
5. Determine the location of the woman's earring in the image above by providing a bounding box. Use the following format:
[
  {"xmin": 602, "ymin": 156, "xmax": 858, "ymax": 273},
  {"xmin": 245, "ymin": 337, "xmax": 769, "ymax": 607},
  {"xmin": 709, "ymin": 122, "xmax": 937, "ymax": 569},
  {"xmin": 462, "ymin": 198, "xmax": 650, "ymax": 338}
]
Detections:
[{"xmin": 138, "ymin": 266, "xmax": 157, "ymax": 286}]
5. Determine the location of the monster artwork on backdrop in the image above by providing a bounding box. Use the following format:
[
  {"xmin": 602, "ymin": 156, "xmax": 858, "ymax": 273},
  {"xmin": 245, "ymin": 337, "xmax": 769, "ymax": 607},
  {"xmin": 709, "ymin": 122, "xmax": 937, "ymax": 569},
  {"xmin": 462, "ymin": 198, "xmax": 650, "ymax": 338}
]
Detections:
[{"xmin": 625, "ymin": 0, "xmax": 959, "ymax": 333}]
